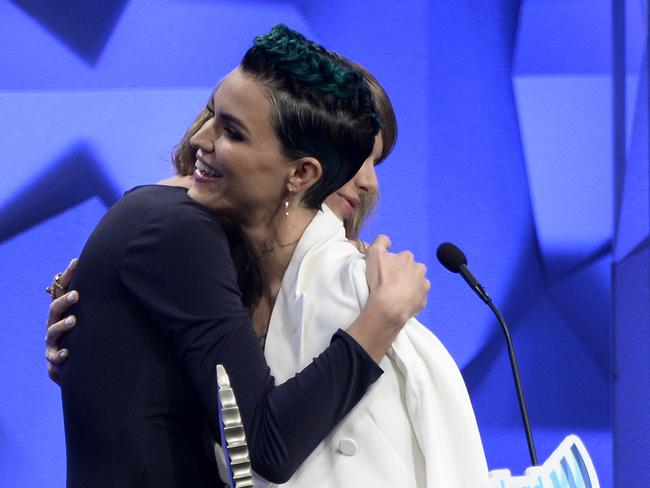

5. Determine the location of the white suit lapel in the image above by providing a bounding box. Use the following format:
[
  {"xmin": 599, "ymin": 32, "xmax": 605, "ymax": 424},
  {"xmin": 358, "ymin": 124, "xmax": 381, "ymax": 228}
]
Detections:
[{"xmin": 264, "ymin": 206, "xmax": 344, "ymax": 382}]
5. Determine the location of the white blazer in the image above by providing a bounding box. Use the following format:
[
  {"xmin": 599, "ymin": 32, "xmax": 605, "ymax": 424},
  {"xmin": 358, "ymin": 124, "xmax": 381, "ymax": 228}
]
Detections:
[{"xmin": 262, "ymin": 205, "xmax": 489, "ymax": 488}]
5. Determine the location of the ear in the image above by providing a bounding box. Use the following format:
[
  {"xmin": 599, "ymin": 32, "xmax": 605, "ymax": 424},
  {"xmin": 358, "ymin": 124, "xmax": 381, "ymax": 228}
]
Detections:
[{"xmin": 287, "ymin": 157, "xmax": 323, "ymax": 194}]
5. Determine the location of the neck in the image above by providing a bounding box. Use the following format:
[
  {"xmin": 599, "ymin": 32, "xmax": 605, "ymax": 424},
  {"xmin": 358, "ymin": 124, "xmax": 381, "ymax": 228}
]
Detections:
[{"xmin": 239, "ymin": 203, "xmax": 316, "ymax": 300}]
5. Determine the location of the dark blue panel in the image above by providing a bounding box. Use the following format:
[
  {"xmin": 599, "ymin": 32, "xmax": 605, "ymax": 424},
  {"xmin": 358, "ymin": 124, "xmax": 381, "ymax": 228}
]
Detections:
[
  {"xmin": 0, "ymin": 143, "xmax": 120, "ymax": 242},
  {"xmin": 547, "ymin": 251, "xmax": 612, "ymax": 377},
  {"xmin": 613, "ymin": 245, "xmax": 650, "ymax": 487},
  {"xmin": 468, "ymin": 294, "xmax": 609, "ymax": 429},
  {"xmin": 514, "ymin": 0, "xmax": 611, "ymax": 75},
  {"xmin": 9, "ymin": 0, "xmax": 129, "ymax": 64},
  {"xmin": 615, "ymin": 53, "xmax": 649, "ymax": 262},
  {"xmin": 0, "ymin": 0, "xmax": 307, "ymax": 89},
  {"xmin": 467, "ymin": 294, "xmax": 610, "ymax": 477}
]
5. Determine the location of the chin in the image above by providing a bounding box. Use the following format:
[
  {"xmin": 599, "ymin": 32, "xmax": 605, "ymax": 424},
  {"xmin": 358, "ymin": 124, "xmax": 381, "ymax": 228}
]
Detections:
[
  {"xmin": 188, "ymin": 185, "xmax": 217, "ymax": 210},
  {"xmin": 326, "ymin": 204, "xmax": 344, "ymax": 221}
]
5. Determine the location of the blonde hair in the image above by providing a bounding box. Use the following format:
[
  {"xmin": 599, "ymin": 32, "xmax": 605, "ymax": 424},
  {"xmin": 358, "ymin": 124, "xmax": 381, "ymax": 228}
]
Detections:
[{"xmin": 344, "ymin": 193, "xmax": 377, "ymax": 241}]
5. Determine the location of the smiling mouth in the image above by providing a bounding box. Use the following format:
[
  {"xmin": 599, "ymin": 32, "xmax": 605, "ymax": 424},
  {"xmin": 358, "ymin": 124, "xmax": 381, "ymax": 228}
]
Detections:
[{"xmin": 195, "ymin": 160, "xmax": 222, "ymax": 178}]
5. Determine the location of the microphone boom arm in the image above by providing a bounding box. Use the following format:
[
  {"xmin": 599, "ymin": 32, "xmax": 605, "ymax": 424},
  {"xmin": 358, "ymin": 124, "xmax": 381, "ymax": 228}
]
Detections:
[
  {"xmin": 436, "ymin": 242, "xmax": 538, "ymax": 466},
  {"xmin": 486, "ymin": 299, "xmax": 538, "ymax": 466}
]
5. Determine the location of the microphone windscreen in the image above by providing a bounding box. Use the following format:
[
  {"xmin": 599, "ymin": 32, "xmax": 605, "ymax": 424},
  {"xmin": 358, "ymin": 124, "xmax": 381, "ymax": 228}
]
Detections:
[{"xmin": 436, "ymin": 242, "xmax": 467, "ymax": 273}]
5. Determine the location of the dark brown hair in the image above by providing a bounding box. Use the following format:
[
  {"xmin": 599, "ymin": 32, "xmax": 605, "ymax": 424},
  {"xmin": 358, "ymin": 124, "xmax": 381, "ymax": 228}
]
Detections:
[
  {"xmin": 239, "ymin": 24, "xmax": 380, "ymax": 208},
  {"xmin": 171, "ymin": 31, "xmax": 398, "ymax": 239}
]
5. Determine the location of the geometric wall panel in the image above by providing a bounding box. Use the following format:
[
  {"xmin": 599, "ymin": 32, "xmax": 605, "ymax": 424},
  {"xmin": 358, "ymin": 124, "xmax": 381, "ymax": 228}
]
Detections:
[
  {"xmin": 468, "ymin": 294, "xmax": 610, "ymax": 478},
  {"xmin": 613, "ymin": 246, "xmax": 650, "ymax": 487},
  {"xmin": 513, "ymin": 75, "xmax": 613, "ymax": 279},
  {"xmin": 0, "ymin": 198, "xmax": 109, "ymax": 488},
  {"xmin": 613, "ymin": 2, "xmax": 649, "ymax": 486},
  {"xmin": 0, "ymin": 0, "xmax": 624, "ymax": 485},
  {"xmin": 8, "ymin": 0, "xmax": 129, "ymax": 64},
  {"xmin": 615, "ymin": 54, "xmax": 649, "ymax": 262},
  {"xmin": 476, "ymin": 294, "xmax": 610, "ymax": 427},
  {"xmin": 503, "ymin": 2, "xmax": 615, "ymax": 483},
  {"xmin": 513, "ymin": 0, "xmax": 613, "ymax": 280},
  {"xmin": 0, "ymin": 89, "xmax": 214, "ymax": 200},
  {"xmin": 547, "ymin": 253, "xmax": 611, "ymax": 377},
  {"xmin": 0, "ymin": 0, "xmax": 309, "ymax": 89},
  {"xmin": 514, "ymin": 0, "xmax": 612, "ymax": 75},
  {"xmin": 0, "ymin": 143, "xmax": 120, "ymax": 242}
]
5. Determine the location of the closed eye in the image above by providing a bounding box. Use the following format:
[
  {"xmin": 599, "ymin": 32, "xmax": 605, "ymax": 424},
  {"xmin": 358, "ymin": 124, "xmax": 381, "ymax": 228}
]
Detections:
[{"xmin": 223, "ymin": 125, "xmax": 244, "ymax": 141}]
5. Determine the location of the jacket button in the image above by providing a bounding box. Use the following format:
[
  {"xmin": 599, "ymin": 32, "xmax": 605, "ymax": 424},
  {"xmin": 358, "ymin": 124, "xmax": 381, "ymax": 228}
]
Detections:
[{"xmin": 338, "ymin": 438, "xmax": 358, "ymax": 456}]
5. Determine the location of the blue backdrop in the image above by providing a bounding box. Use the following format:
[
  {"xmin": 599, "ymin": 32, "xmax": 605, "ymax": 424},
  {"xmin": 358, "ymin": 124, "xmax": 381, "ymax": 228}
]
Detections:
[{"xmin": 0, "ymin": 1, "xmax": 647, "ymax": 486}]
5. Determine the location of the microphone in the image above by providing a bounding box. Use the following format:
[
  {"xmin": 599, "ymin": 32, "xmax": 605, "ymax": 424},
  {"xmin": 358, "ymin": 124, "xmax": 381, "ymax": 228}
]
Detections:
[
  {"xmin": 436, "ymin": 243, "xmax": 490, "ymax": 304},
  {"xmin": 436, "ymin": 242, "xmax": 538, "ymax": 467}
]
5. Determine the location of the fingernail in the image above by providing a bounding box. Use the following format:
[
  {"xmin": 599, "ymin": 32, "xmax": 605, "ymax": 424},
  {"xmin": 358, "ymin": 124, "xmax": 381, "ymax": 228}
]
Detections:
[
  {"xmin": 59, "ymin": 350, "xmax": 67, "ymax": 359},
  {"xmin": 66, "ymin": 292, "xmax": 77, "ymax": 303},
  {"xmin": 70, "ymin": 258, "xmax": 78, "ymax": 268},
  {"xmin": 65, "ymin": 316, "xmax": 75, "ymax": 326}
]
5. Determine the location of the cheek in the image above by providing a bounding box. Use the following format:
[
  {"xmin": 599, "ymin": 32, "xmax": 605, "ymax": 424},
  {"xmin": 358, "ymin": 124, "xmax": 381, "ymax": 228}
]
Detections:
[{"xmin": 324, "ymin": 194, "xmax": 338, "ymax": 209}]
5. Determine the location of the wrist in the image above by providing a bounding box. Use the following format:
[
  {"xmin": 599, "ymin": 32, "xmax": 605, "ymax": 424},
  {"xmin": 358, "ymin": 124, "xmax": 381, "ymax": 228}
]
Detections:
[
  {"xmin": 346, "ymin": 293, "xmax": 405, "ymax": 363},
  {"xmin": 365, "ymin": 289, "xmax": 409, "ymax": 328}
]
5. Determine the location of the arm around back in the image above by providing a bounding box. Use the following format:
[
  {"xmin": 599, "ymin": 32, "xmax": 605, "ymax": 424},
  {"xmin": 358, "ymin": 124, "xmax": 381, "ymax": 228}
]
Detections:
[{"xmin": 118, "ymin": 192, "xmax": 384, "ymax": 482}]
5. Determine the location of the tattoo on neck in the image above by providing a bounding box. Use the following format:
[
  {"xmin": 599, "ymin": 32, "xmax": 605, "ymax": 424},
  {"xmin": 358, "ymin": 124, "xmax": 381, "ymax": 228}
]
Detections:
[{"xmin": 261, "ymin": 242, "xmax": 274, "ymax": 254}]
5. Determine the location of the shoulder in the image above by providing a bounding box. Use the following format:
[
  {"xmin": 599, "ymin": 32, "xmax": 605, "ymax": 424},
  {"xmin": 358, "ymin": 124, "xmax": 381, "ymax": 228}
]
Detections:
[
  {"xmin": 300, "ymin": 238, "xmax": 369, "ymax": 307},
  {"xmin": 289, "ymin": 207, "xmax": 369, "ymax": 307},
  {"xmin": 128, "ymin": 185, "xmax": 224, "ymax": 233},
  {"xmin": 117, "ymin": 185, "xmax": 230, "ymax": 259}
]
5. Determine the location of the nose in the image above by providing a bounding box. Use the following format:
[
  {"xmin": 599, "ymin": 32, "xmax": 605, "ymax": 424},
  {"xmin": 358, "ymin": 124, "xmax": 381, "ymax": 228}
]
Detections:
[
  {"xmin": 354, "ymin": 159, "xmax": 379, "ymax": 195},
  {"xmin": 189, "ymin": 116, "xmax": 215, "ymax": 153}
]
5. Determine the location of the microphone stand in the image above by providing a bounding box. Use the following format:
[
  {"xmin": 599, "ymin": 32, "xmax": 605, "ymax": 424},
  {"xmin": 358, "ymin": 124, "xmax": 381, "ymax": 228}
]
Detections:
[
  {"xmin": 486, "ymin": 299, "xmax": 538, "ymax": 466},
  {"xmin": 438, "ymin": 245, "xmax": 539, "ymax": 467}
]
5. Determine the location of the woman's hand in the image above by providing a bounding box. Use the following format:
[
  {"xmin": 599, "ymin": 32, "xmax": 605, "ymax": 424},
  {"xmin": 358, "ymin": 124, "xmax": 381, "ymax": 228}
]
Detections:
[
  {"xmin": 348, "ymin": 239, "xmax": 370, "ymax": 254},
  {"xmin": 347, "ymin": 235, "xmax": 430, "ymax": 362},
  {"xmin": 364, "ymin": 235, "xmax": 429, "ymax": 324},
  {"xmin": 45, "ymin": 259, "xmax": 79, "ymax": 385}
]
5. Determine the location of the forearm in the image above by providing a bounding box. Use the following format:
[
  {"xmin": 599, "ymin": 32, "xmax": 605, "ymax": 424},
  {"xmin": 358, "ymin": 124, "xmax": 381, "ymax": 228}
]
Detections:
[
  {"xmin": 344, "ymin": 290, "xmax": 406, "ymax": 363},
  {"xmin": 246, "ymin": 330, "xmax": 382, "ymax": 482}
]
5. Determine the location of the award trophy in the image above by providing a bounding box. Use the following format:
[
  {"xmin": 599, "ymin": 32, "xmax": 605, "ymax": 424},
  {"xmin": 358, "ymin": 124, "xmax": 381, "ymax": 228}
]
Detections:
[{"xmin": 217, "ymin": 364, "xmax": 254, "ymax": 488}]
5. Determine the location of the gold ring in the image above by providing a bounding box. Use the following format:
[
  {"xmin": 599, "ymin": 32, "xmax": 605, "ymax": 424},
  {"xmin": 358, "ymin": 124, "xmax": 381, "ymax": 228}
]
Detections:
[{"xmin": 45, "ymin": 273, "xmax": 66, "ymax": 299}]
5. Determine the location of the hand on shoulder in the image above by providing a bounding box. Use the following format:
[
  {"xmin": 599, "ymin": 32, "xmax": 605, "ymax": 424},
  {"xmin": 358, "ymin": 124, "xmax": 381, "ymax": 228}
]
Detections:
[{"xmin": 365, "ymin": 235, "xmax": 430, "ymax": 326}]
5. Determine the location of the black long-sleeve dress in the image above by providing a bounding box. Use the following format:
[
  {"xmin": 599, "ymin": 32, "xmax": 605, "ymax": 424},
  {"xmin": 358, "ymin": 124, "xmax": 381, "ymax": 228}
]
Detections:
[{"xmin": 59, "ymin": 185, "xmax": 382, "ymax": 487}]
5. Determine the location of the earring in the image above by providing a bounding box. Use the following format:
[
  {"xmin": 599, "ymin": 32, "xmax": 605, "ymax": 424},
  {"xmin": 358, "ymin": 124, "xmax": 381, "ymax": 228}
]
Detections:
[{"xmin": 284, "ymin": 186, "xmax": 294, "ymax": 217}]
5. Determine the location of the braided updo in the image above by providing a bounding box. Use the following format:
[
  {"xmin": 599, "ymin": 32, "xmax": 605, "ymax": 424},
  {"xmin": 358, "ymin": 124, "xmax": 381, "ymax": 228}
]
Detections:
[{"xmin": 241, "ymin": 24, "xmax": 381, "ymax": 208}]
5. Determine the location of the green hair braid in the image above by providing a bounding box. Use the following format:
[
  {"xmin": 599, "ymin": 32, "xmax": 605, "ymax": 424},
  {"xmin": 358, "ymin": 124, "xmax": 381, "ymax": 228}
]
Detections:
[{"xmin": 253, "ymin": 24, "xmax": 365, "ymax": 99}]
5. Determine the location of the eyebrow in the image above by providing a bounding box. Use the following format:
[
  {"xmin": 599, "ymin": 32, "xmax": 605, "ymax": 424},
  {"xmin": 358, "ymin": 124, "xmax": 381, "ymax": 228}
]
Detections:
[{"xmin": 220, "ymin": 112, "xmax": 251, "ymax": 136}]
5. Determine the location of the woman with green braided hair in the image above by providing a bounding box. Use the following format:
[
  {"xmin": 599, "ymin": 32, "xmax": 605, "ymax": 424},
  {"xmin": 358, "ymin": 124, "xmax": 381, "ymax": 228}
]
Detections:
[
  {"xmin": 165, "ymin": 54, "xmax": 395, "ymax": 243},
  {"xmin": 46, "ymin": 24, "xmax": 429, "ymax": 488},
  {"xmin": 45, "ymin": 24, "xmax": 487, "ymax": 487}
]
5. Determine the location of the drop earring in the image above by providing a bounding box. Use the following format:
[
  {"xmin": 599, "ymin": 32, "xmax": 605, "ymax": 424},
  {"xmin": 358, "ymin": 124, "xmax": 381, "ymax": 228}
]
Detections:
[{"xmin": 284, "ymin": 187, "xmax": 294, "ymax": 217}]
